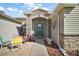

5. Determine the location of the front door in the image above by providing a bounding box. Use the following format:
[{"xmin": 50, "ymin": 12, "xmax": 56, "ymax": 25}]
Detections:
[{"xmin": 34, "ymin": 23, "xmax": 45, "ymax": 38}]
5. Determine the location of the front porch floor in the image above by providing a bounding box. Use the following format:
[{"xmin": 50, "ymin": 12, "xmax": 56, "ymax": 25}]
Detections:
[{"xmin": 0, "ymin": 42, "xmax": 49, "ymax": 56}]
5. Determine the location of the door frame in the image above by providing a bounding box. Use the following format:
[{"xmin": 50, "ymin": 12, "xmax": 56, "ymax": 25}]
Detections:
[{"xmin": 34, "ymin": 23, "xmax": 45, "ymax": 38}]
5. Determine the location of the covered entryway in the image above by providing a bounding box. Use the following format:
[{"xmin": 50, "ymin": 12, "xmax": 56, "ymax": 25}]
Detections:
[
  {"xmin": 25, "ymin": 9, "xmax": 51, "ymax": 44},
  {"xmin": 32, "ymin": 17, "xmax": 47, "ymax": 38}
]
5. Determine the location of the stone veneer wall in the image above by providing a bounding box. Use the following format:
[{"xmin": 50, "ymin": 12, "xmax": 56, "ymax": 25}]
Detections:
[{"xmin": 64, "ymin": 35, "xmax": 79, "ymax": 51}]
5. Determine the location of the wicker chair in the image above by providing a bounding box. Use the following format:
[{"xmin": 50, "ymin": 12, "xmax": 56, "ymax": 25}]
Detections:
[
  {"xmin": 9, "ymin": 36, "xmax": 23, "ymax": 51},
  {"xmin": 0, "ymin": 35, "xmax": 3, "ymax": 49}
]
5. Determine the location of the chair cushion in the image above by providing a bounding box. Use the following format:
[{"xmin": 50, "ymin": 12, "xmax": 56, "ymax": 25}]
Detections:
[
  {"xmin": 0, "ymin": 36, "xmax": 3, "ymax": 43},
  {"xmin": 11, "ymin": 36, "xmax": 23, "ymax": 46}
]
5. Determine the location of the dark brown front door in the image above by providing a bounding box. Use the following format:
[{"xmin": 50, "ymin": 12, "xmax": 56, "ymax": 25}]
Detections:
[{"xmin": 34, "ymin": 23, "xmax": 45, "ymax": 38}]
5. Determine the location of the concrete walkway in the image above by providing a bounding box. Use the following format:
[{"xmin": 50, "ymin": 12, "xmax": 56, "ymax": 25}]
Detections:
[
  {"xmin": 30, "ymin": 42, "xmax": 48, "ymax": 56},
  {"xmin": 35, "ymin": 38, "xmax": 45, "ymax": 45},
  {"xmin": 0, "ymin": 42, "xmax": 49, "ymax": 56}
]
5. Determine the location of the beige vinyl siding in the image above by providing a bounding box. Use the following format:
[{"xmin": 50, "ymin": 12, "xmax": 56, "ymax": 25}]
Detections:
[{"xmin": 64, "ymin": 6, "xmax": 79, "ymax": 35}]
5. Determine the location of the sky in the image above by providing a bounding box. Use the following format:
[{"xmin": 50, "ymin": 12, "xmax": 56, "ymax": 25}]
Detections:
[{"xmin": 0, "ymin": 3, "xmax": 57, "ymax": 18}]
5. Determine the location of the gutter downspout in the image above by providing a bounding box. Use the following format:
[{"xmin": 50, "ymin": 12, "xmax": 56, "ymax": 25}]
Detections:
[{"xmin": 55, "ymin": 12, "xmax": 68, "ymax": 56}]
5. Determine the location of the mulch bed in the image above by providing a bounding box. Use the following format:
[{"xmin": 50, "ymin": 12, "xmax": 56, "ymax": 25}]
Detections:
[
  {"xmin": 45, "ymin": 40, "xmax": 79, "ymax": 56},
  {"xmin": 44, "ymin": 40, "xmax": 64, "ymax": 56},
  {"xmin": 46, "ymin": 46, "xmax": 64, "ymax": 56},
  {"xmin": 67, "ymin": 50, "xmax": 79, "ymax": 56}
]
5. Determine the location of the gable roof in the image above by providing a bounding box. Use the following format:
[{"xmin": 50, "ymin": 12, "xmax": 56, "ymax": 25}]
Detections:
[
  {"xmin": 32, "ymin": 8, "xmax": 48, "ymax": 12},
  {"xmin": 54, "ymin": 3, "xmax": 77, "ymax": 13},
  {"xmin": 0, "ymin": 11, "xmax": 22, "ymax": 24},
  {"xmin": 52, "ymin": 3, "xmax": 78, "ymax": 18}
]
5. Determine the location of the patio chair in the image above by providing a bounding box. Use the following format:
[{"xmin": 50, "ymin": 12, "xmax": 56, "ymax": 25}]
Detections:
[
  {"xmin": 0, "ymin": 35, "xmax": 3, "ymax": 49},
  {"xmin": 9, "ymin": 36, "xmax": 23, "ymax": 51}
]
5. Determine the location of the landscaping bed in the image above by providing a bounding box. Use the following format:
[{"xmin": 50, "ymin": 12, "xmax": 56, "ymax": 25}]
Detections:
[
  {"xmin": 46, "ymin": 46, "xmax": 64, "ymax": 56},
  {"xmin": 45, "ymin": 40, "xmax": 79, "ymax": 56},
  {"xmin": 44, "ymin": 40, "xmax": 64, "ymax": 56},
  {"xmin": 67, "ymin": 50, "xmax": 79, "ymax": 56}
]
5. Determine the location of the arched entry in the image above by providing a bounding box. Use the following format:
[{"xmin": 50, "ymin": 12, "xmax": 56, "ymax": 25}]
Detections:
[
  {"xmin": 25, "ymin": 9, "xmax": 51, "ymax": 39},
  {"xmin": 32, "ymin": 17, "xmax": 47, "ymax": 38}
]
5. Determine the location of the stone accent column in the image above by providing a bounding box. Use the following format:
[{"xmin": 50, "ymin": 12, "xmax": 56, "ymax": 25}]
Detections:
[
  {"xmin": 29, "ymin": 19, "xmax": 33, "ymax": 36},
  {"xmin": 26, "ymin": 17, "xmax": 29, "ymax": 34},
  {"xmin": 26, "ymin": 17, "xmax": 32, "ymax": 35}
]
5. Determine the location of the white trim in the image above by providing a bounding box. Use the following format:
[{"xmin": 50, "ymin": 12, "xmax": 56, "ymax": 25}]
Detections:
[{"xmin": 53, "ymin": 12, "xmax": 68, "ymax": 56}]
